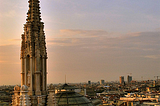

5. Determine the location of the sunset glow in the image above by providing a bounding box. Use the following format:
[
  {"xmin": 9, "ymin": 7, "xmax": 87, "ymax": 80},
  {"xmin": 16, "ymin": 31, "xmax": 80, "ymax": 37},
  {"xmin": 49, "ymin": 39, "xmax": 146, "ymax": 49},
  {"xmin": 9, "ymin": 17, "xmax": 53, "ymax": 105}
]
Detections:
[{"xmin": 0, "ymin": 0, "xmax": 160, "ymax": 85}]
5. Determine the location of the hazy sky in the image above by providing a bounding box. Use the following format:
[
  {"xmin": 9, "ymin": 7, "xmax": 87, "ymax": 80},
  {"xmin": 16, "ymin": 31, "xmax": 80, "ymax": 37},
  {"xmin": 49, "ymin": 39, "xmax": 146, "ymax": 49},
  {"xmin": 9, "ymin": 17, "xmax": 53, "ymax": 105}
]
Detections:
[{"xmin": 0, "ymin": 0, "xmax": 160, "ymax": 85}]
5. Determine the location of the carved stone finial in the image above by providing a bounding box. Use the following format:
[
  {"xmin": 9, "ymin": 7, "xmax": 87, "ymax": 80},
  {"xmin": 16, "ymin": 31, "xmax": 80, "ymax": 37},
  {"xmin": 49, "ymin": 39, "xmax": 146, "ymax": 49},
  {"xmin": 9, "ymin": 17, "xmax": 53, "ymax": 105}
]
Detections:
[
  {"xmin": 14, "ymin": 85, "xmax": 20, "ymax": 91},
  {"xmin": 49, "ymin": 84, "xmax": 54, "ymax": 90},
  {"xmin": 21, "ymin": 85, "xmax": 28, "ymax": 91}
]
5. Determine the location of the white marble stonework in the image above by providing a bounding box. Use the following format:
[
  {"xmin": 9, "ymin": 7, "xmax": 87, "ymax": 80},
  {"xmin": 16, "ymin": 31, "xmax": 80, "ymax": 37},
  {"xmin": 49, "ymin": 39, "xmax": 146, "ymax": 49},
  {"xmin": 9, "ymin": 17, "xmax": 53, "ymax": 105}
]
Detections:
[{"xmin": 12, "ymin": 0, "xmax": 48, "ymax": 105}]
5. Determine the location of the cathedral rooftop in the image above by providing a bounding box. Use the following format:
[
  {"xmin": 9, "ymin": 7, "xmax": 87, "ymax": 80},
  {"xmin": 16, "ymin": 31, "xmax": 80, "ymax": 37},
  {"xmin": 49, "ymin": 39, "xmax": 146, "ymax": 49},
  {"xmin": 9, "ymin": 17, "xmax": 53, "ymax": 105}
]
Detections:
[
  {"xmin": 56, "ymin": 91, "xmax": 94, "ymax": 106},
  {"xmin": 55, "ymin": 84, "xmax": 94, "ymax": 106},
  {"xmin": 58, "ymin": 83, "xmax": 78, "ymax": 91}
]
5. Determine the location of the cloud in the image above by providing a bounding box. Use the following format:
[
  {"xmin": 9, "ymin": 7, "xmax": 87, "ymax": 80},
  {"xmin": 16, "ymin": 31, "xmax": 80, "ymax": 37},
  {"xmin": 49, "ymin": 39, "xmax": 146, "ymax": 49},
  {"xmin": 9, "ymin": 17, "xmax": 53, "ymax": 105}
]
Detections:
[
  {"xmin": 0, "ymin": 61, "xmax": 7, "ymax": 63},
  {"xmin": 9, "ymin": 39, "xmax": 21, "ymax": 41},
  {"xmin": 48, "ymin": 30, "xmax": 160, "ymax": 59},
  {"xmin": 47, "ymin": 38, "xmax": 79, "ymax": 46},
  {"xmin": 0, "ymin": 39, "xmax": 20, "ymax": 47},
  {"xmin": 0, "ymin": 60, "xmax": 20, "ymax": 64},
  {"xmin": 0, "ymin": 0, "xmax": 27, "ymax": 20},
  {"xmin": 0, "ymin": 44, "xmax": 21, "ymax": 84},
  {"xmin": 58, "ymin": 29, "xmax": 109, "ymax": 38},
  {"xmin": 47, "ymin": 29, "xmax": 110, "ymax": 46},
  {"xmin": 47, "ymin": 30, "xmax": 160, "ymax": 83},
  {"xmin": 1, "ymin": 29, "xmax": 160, "ymax": 84},
  {"xmin": 0, "ymin": 45, "xmax": 20, "ymax": 64},
  {"xmin": 143, "ymin": 55, "xmax": 160, "ymax": 59},
  {"xmin": 47, "ymin": 29, "xmax": 126, "ymax": 46},
  {"xmin": 5, "ymin": 10, "xmax": 16, "ymax": 17},
  {"xmin": 0, "ymin": 10, "xmax": 16, "ymax": 21}
]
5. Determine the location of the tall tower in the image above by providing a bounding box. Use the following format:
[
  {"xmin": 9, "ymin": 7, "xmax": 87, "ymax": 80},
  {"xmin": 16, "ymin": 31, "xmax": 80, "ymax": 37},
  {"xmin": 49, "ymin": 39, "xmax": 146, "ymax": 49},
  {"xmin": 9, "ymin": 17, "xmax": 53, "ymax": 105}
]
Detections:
[
  {"xmin": 127, "ymin": 75, "xmax": 132, "ymax": 83},
  {"xmin": 21, "ymin": 0, "xmax": 47, "ymax": 96},
  {"xmin": 119, "ymin": 76, "xmax": 124, "ymax": 84}
]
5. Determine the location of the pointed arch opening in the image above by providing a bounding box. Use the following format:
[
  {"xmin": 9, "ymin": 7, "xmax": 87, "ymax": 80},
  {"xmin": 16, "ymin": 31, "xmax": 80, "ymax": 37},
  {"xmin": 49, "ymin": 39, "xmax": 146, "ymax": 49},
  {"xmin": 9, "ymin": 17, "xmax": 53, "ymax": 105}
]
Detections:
[{"xmin": 26, "ymin": 55, "xmax": 30, "ymax": 86}]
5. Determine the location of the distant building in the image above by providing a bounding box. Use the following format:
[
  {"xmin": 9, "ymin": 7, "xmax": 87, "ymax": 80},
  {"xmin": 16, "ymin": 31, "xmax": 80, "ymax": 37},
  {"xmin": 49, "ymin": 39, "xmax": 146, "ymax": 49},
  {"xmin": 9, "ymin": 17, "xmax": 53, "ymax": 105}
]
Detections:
[
  {"xmin": 100, "ymin": 80, "xmax": 105, "ymax": 85},
  {"xmin": 127, "ymin": 75, "xmax": 132, "ymax": 83},
  {"xmin": 88, "ymin": 81, "xmax": 91, "ymax": 85},
  {"xmin": 120, "ymin": 76, "xmax": 124, "ymax": 84}
]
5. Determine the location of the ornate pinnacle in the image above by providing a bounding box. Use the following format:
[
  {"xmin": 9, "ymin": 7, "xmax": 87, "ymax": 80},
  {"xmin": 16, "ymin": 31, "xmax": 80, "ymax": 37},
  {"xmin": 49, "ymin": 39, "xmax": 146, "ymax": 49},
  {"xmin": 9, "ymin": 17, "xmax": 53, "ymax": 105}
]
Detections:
[{"xmin": 27, "ymin": 0, "xmax": 42, "ymax": 23}]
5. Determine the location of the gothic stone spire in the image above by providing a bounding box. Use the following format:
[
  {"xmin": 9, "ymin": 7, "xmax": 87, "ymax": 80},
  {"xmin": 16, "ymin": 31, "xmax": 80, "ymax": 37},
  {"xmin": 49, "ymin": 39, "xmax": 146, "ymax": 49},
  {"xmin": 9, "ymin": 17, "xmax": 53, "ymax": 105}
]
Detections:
[
  {"xmin": 21, "ymin": 0, "xmax": 47, "ymax": 59},
  {"xmin": 20, "ymin": 0, "xmax": 47, "ymax": 100}
]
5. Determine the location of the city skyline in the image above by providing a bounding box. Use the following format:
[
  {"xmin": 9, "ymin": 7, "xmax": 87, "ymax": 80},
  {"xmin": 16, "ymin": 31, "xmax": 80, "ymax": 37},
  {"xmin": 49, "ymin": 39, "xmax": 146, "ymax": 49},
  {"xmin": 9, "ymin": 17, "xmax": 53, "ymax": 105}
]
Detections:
[{"xmin": 0, "ymin": 0, "xmax": 160, "ymax": 85}]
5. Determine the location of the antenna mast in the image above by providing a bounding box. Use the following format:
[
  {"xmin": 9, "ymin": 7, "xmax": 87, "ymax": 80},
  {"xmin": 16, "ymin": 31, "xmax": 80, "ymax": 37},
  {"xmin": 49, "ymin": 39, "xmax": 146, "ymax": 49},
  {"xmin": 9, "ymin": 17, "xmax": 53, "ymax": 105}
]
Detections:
[{"xmin": 65, "ymin": 75, "xmax": 66, "ymax": 84}]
